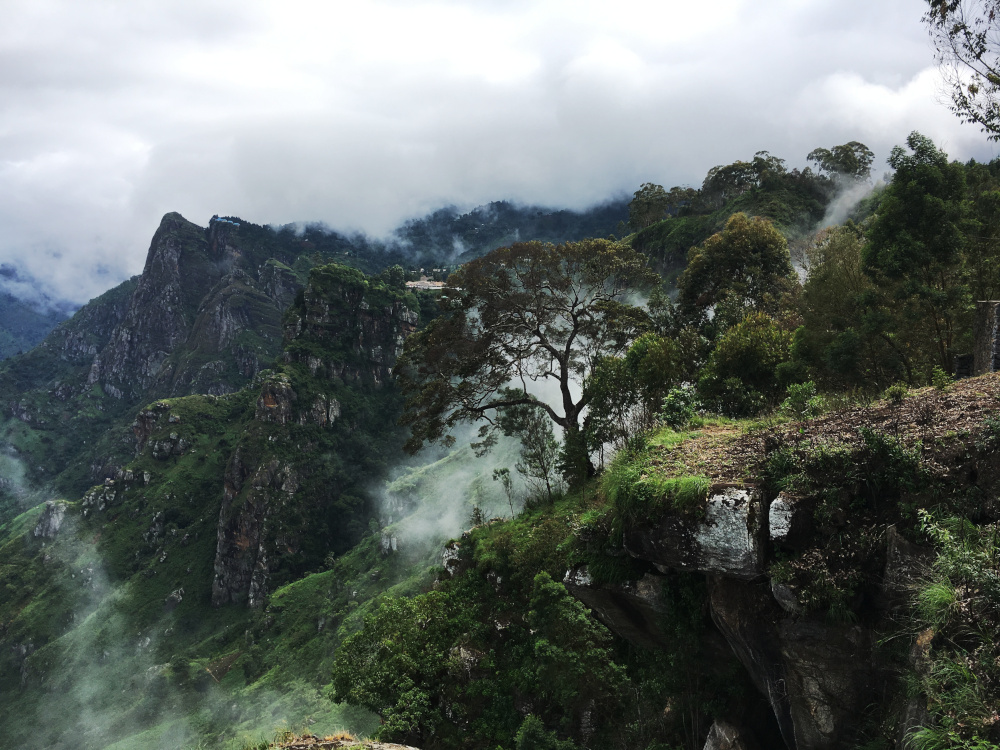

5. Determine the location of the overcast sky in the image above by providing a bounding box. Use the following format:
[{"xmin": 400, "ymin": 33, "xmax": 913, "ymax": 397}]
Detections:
[{"xmin": 0, "ymin": 0, "xmax": 995, "ymax": 305}]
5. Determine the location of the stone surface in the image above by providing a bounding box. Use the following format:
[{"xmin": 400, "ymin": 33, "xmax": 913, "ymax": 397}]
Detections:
[
  {"xmin": 768, "ymin": 493, "xmax": 814, "ymax": 550},
  {"xmin": 32, "ymin": 501, "xmax": 67, "ymax": 539},
  {"xmin": 623, "ymin": 487, "xmax": 765, "ymax": 580},
  {"xmin": 562, "ymin": 565, "xmax": 669, "ymax": 651},
  {"xmin": 703, "ymin": 719, "xmax": 755, "ymax": 750},
  {"xmin": 708, "ymin": 576, "xmax": 878, "ymax": 750}
]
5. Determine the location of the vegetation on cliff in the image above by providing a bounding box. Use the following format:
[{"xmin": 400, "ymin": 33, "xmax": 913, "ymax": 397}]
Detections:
[{"xmin": 7, "ymin": 129, "xmax": 1000, "ymax": 750}]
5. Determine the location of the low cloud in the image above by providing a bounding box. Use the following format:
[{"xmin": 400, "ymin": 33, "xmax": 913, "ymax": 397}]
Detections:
[{"xmin": 0, "ymin": 0, "xmax": 996, "ymax": 305}]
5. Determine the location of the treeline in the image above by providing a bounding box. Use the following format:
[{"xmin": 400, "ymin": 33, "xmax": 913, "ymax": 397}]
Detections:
[
  {"xmin": 625, "ymin": 141, "xmax": 874, "ymax": 273},
  {"xmin": 588, "ymin": 132, "xmax": 1000, "ymax": 443}
]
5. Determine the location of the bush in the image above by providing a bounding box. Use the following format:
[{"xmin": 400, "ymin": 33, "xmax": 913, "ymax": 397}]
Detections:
[
  {"xmin": 515, "ymin": 714, "xmax": 576, "ymax": 750},
  {"xmin": 698, "ymin": 313, "xmax": 792, "ymax": 417},
  {"xmin": 780, "ymin": 381, "xmax": 822, "ymax": 420},
  {"xmin": 602, "ymin": 450, "xmax": 710, "ymax": 522},
  {"xmin": 659, "ymin": 385, "xmax": 699, "ymax": 430}
]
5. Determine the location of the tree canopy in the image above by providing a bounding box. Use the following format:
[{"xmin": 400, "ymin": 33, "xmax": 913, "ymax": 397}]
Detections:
[
  {"xmin": 396, "ymin": 238, "xmax": 659, "ymax": 467},
  {"xmin": 924, "ymin": 0, "xmax": 1000, "ymax": 139},
  {"xmin": 807, "ymin": 141, "xmax": 875, "ymax": 181},
  {"xmin": 676, "ymin": 212, "xmax": 796, "ymax": 327}
]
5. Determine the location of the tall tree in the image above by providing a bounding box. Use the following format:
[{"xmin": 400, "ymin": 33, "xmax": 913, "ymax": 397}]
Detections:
[
  {"xmin": 676, "ymin": 212, "xmax": 796, "ymax": 328},
  {"xmin": 862, "ymin": 131, "xmax": 971, "ymax": 374},
  {"xmin": 395, "ymin": 239, "xmax": 659, "ymax": 478},
  {"xmin": 807, "ymin": 141, "xmax": 875, "ymax": 182},
  {"xmin": 924, "ymin": 0, "xmax": 1000, "ymax": 139},
  {"xmin": 629, "ymin": 183, "xmax": 671, "ymax": 230}
]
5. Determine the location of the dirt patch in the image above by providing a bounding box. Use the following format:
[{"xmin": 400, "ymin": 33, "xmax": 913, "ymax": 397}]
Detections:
[{"xmin": 647, "ymin": 373, "xmax": 1000, "ymax": 484}]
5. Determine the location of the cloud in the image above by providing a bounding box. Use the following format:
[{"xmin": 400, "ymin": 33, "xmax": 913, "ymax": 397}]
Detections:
[{"xmin": 0, "ymin": 0, "xmax": 996, "ymax": 304}]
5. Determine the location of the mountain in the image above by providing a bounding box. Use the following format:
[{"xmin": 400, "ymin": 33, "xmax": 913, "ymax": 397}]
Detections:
[
  {"xmin": 0, "ymin": 265, "xmax": 75, "ymax": 361},
  {"xmin": 0, "ymin": 237, "xmax": 439, "ymax": 749},
  {"xmin": 3, "ymin": 187, "xmax": 994, "ymax": 750}
]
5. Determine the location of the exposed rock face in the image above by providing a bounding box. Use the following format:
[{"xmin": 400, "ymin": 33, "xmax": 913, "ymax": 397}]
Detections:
[
  {"xmin": 563, "ymin": 566, "xmax": 669, "ymax": 651},
  {"xmin": 703, "ymin": 719, "xmax": 755, "ymax": 750},
  {"xmin": 573, "ymin": 482, "xmax": 908, "ymax": 750},
  {"xmin": 90, "ymin": 213, "xmax": 211, "ymax": 398},
  {"xmin": 87, "ymin": 214, "xmax": 304, "ymax": 401},
  {"xmin": 622, "ymin": 488, "xmax": 765, "ymax": 579},
  {"xmin": 768, "ymin": 493, "xmax": 814, "ymax": 550},
  {"xmin": 211, "ymin": 450, "xmax": 295, "ymax": 607},
  {"xmin": 211, "ymin": 266, "xmax": 418, "ymax": 607},
  {"xmin": 33, "ymin": 500, "xmax": 67, "ymax": 538},
  {"xmin": 281, "ymin": 265, "xmax": 419, "ymax": 385}
]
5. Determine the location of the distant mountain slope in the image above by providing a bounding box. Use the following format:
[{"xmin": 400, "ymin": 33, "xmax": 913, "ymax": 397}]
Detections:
[
  {"xmin": 389, "ymin": 199, "xmax": 629, "ymax": 267},
  {"xmin": 0, "ymin": 267, "xmax": 75, "ymax": 361}
]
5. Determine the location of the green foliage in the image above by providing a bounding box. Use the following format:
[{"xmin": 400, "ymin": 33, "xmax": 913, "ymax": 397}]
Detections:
[
  {"xmin": 780, "ymin": 381, "xmax": 822, "ymax": 420},
  {"xmin": 807, "ymin": 141, "xmax": 875, "ymax": 181},
  {"xmin": 629, "ymin": 182, "xmax": 671, "ymax": 230},
  {"xmin": 586, "ymin": 333, "xmax": 682, "ymax": 449},
  {"xmin": 603, "ymin": 449, "xmax": 710, "ymax": 522},
  {"xmin": 677, "ymin": 213, "xmax": 796, "ymax": 327},
  {"xmin": 697, "ymin": 312, "xmax": 793, "ymax": 417},
  {"xmin": 924, "ymin": 0, "xmax": 1000, "ymax": 141},
  {"xmin": 659, "ymin": 385, "xmax": 699, "ymax": 430},
  {"xmin": 397, "ymin": 238, "xmax": 659, "ymax": 458},
  {"xmin": 515, "ymin": 714, "xmax": 577, "ymax": 750},
  {"xmin": 883, "ymin": 382, "xmax": 910, "ymax": 405},
  {"xmin": 763, "ymin": 428, "xmax": 927, "ymax": 616},
  {"xmin": 528, "ymin": 572, "xmax": 627, "ymax": 732},
  {"xmin": 931, "ymin": 365, "xmax": 953, "ymax": 391},
  {"xmin": 862, "ymin": 132, "xmax": 972, "ymax": 375},
  {"xmin": 906, "ymin": 511, "xmax": 1000, "ymax": 749},
  {"xmin": 497, "ymin": 397, "xmax": 563, "ymax": 502}
]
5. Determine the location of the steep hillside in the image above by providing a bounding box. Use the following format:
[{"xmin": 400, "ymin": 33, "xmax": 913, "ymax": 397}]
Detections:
[
  {"xmin": 0, "ymin": 200, "xmax": 628, "ymax": 525},
  {"xmin": 329, "ymin": 375, "xmax": 1000, "ymax": 750},
  {"xmin": 0, "ymin": 260, "xmax": 434, "ymax": 750}
]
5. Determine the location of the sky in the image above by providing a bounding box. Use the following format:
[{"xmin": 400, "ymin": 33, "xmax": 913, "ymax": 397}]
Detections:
[{"xmin": 1, "ymin": 0, "xmax": 997, "ymax": 305}]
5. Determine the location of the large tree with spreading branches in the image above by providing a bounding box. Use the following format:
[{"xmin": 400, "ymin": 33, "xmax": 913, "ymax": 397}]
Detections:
[{"xmin": 395, "ymin": 238, "xmax": 659, "ymax": 477}]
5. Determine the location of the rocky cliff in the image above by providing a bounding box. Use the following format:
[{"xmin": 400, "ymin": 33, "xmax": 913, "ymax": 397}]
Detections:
[
  {"xmin": 211, "ymin": 265, "xmax": 419, "ymax": 606},
  {"xmin": 565, "ymin": 377, "xmax": 1000, "ymax": 750},
  {"xmin": 0, "ymin": 214, "xmax": 325, "ymax": 508}
]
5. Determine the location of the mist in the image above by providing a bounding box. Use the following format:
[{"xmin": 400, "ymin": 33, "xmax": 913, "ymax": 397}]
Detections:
[{"xmin": 1, "ymin": 0, "xmax": 996, "ymax": 306}]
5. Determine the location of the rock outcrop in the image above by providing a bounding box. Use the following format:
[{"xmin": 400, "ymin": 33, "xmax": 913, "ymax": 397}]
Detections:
[
  {"xmin": 89, "ymin": 214, "xmax": 299, "ymax": 399},
  {"xmin": 622, "ymin": 487, "xmax": 765, "ymax": 579},
  {"xmin": 210, "ymin": 265, "xmax": 419, "ymax": 607},
  {"xmin": 570, "ymin": 480, "xmax": 932, "ymax": 749},
  {"xmin": 32, "ymin": 500, "xmax": 67, "ymax": 539}
]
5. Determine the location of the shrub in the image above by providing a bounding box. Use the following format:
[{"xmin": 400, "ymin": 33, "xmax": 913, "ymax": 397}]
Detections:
[
  {"xmin": 659, "ymin": 385, "xmax": 699, "ymax": 430},
  {"xmin": 780, "ymin": 380, "xmax": 822, "ymax": 419},
  {"xmin": 697, "ymin": 313, "xmax": 792, "ymax": 417}
]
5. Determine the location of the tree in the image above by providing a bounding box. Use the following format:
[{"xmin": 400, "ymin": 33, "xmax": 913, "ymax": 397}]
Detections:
[
  {"xmin": 862, "ymin": 132, "xmax": 971, "ymax": 374},
  {"xmin": 697, "ymin": 312, "xmax": 793, "ymax": 416},
  {"xmin": 585, "ymin": 332, "xmax": 681, "ymax": 450},
  {"xmin": 676, "ymin": 212, "xmax": 796, "ymax": 328},
  {"xmin": 498, "ymin": 397, "xmax": 563, "ymax": 503},
  {"xmin": 629, "ymin": 183, "xmax": 671, "ymax": 230},
  {"xmin": 924, "ymin": 0, "xmax": 1000, "ymax": 139},
  {"xmin": 396, "ymin": 239, "xmax": 659, "ymax": 481},
  {"xmin": 792, "ymin": 224, "xmax": 909, "ymax": 388},
  {"xmin": 807, "ymin": 141, "xmax": 875, "ymax": 182}
]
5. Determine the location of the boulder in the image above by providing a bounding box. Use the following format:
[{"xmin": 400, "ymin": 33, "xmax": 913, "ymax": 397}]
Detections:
[
  {"xmin": 623, "ymin": 487, "xmax": 765, "ymax": 580},
  {"xmin": 768, "ymin": 493, "xmax": 814, "ymax": 550},
  {"xmin": 33, "ymin": 500, "xmax": 67, "ymax": 539}
]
